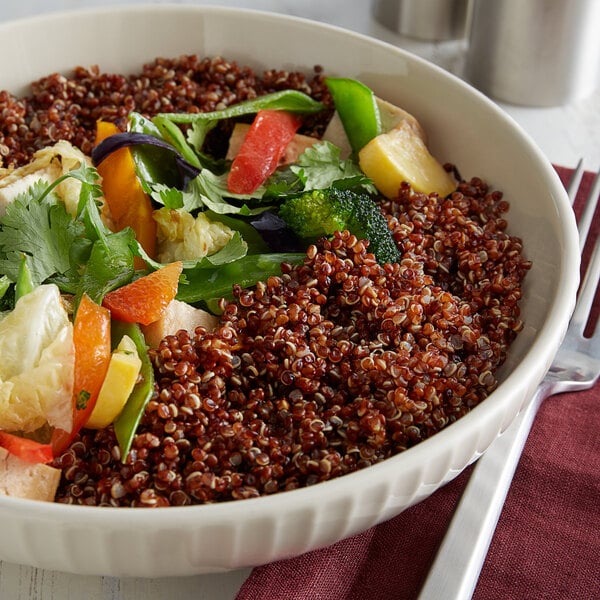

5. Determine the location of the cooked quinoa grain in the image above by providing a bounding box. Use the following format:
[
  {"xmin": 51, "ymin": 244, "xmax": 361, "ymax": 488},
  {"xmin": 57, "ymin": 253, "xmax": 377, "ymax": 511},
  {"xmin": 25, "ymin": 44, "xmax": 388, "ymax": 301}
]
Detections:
[
  {"xmin": 0, "ymin": 55, "xmax": 331, "ymax": 168},
  {"xmin": 1, "ymin": 53, "xmax": 530, "ymax": 506},
  {"xmin": 52, "ymin": 177, "xmax": 530, "ymax": 506}
]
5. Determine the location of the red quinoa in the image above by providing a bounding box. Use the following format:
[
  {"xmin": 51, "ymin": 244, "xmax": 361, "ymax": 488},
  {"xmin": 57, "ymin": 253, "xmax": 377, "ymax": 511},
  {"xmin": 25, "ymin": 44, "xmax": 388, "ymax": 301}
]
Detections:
[
  {"xmin": 51, "ymin": 179, "xmax": 530, "ymax": 507},
  {"xmin": 1, "ymin": 54, "xmax": 531, "ymax": 506},
  {"xmin": 0, "ymin": 55, "xmax": 331, "ymax": 168}
]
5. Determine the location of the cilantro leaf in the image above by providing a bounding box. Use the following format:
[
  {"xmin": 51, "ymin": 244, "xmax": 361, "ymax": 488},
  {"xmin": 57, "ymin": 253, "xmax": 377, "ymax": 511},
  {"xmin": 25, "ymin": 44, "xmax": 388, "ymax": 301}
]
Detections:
[
  {"xmin": 150, "ymin": 183, "xmax": 185, "ymax": 209},
  {"xmin": 263, "ymin": 168, "xmax": 304, "ymax": 198},
  {"xmin": 0, "ymin": 181, "xmax": 84, "ymax": 286},
  {"xmin": 64, "ymin": 161, "xmax": 103, "ymax": 197},
  {"xmin": 151, "ymin": 170, "xmax": 272, "ymax": 216},
  {"xmin": 290, "ymin": 141, "xmax": 376, "ymax": 194},
  {"xmin": 186, "ymin": 171, "xmax": 270, "ymax": 216},
  {"xmin": 0, "ymin": 164, "xmax": 138, "ymax": 306}
]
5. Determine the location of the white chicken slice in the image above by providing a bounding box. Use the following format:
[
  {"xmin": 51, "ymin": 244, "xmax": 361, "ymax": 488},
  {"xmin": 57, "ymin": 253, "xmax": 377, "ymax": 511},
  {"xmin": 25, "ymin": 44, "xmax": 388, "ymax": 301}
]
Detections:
[
  {"xmin": 0, "ymin": 140, "xmax": 92, "ymax": 217},
  {"xmin": 0, "ymin": 447, "xmax": 61, "ymax": 502},
  {"xmin": 142, "ymin": 299, "xmax": 219, "ymax": 349}
]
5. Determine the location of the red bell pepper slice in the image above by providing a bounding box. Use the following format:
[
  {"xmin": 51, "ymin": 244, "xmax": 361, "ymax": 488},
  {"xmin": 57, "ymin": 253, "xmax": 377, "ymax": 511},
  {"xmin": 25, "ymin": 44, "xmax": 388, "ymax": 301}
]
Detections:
[
  {"xmin": 227, "ymin": 109, "xmax": 301, "ymax": 194},
  {"xmin": 0, "ymin": 431, "xmax": 54, "ymax": 464}
]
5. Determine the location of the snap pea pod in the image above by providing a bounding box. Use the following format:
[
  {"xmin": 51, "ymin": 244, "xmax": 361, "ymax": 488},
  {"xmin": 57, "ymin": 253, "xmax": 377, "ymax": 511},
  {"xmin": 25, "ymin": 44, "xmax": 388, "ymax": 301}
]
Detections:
[
  {"xmin": 177, "ymin": 252, "xmax": 305, "ymax": 304},
  {"xmin": 325, "ymin": 77, "xmax": 382, "ymax": 153},
  {"xmin": 15, "ymin": 255, "xmax": 34, "ymax": 301},
  {"xmin": 111, "ymin": 320, "xmax": 154, "ymax": 461},
  {"xmin": 155, "ymin": 89, "xmax": 324, "ymax": 125},
  {"xmin": 154, "ymin": 89, "xmax": 324, "ymax": 158}
]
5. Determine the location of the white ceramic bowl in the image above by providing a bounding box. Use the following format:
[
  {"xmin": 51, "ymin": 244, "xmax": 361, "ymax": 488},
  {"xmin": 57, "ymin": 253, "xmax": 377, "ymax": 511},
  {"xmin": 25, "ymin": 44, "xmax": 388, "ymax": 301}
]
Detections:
[{"xmin": 0, "ymin": 4, "xmax": 579, "ymax": 577}]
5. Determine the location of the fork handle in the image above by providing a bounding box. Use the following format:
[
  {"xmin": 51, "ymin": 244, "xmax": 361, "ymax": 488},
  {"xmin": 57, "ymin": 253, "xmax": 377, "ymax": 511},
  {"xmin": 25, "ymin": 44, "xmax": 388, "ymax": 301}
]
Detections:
[{"xmin": 417, "ymin": 385, "xmax": 548, "ymax": 600}]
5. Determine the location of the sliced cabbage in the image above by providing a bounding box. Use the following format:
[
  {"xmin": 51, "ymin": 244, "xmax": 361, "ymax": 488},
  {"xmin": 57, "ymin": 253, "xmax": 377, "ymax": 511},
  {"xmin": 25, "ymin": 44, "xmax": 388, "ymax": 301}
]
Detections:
[
  {"xmin": 0, "ymin": 284, "xmax": 74, "ymax": 433},
  {"xmin": 154, "ymin": 208, "xmax": 234, "ymax": 263}
]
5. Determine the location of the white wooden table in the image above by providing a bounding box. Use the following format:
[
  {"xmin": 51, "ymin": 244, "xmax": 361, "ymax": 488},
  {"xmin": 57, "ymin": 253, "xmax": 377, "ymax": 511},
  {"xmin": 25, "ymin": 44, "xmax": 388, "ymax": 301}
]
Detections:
[{"xmin": 0, "ymin": 1, "xmax": 599, "ymax": 598}]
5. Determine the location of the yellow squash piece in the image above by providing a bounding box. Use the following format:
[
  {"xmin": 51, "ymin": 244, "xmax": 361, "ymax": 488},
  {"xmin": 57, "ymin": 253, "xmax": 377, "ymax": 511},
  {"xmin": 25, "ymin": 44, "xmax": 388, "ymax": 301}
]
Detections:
[
  {"xmin": 85, "ymin": 335, "xmax": 142, "ymax": 430},
  {"xmin": 358, "ymin": 120, "xmax": 456, "ymax": 199}
]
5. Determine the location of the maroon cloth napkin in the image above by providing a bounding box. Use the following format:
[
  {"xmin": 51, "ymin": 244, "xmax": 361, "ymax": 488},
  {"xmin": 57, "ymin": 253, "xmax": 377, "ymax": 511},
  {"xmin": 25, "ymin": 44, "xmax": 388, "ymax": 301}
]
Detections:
[{"xmin": 236, "ymin": 167, "xmax": 600, "ymax": 600}]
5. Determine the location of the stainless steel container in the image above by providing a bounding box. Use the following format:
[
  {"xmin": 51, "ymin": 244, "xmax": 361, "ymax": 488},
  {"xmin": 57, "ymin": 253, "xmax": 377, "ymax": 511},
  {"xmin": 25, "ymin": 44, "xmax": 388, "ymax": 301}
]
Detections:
[
  {"xmin": 372, "ymin": 0, "xmax": 471, "ymax": 41},
  {"xmin": 465, "ymin": 0, "xmax": 600, "ymax": 106}
]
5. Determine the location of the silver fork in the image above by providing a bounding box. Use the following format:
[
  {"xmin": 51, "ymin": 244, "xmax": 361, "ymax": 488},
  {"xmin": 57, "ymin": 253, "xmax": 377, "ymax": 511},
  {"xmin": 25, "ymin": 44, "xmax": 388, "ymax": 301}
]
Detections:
[{"xmin": 417, "ymin": 161, "xmax": 600, "ymax": 600}]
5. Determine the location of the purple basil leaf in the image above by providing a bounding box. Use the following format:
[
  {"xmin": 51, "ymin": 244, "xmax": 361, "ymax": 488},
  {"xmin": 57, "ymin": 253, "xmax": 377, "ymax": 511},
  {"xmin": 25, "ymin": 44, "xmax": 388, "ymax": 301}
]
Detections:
[{"xmin": 249, "ymin": 210, "xmax": 304, "ymax": 252}]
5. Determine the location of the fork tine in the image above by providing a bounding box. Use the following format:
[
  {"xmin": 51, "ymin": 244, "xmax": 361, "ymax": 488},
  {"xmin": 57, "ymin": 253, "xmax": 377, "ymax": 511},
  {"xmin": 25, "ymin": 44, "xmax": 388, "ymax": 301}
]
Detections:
[
  {"xmin": 570, "ymin": 168, "xmax": 600, "ymax": 334},
  {"xmin": 577, "ymin": 169, "xmax": 600, "ymax": 252},
  {"xmin": 567, "ymin": 158, "xmax": 585, "ymax": 205}
]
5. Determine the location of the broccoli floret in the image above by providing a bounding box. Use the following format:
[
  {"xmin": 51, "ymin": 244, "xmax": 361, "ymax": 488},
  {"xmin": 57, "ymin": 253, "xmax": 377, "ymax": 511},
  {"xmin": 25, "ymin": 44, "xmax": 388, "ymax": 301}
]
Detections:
[{"xmin": 278, "ymin": 188, "xmax": 400, "ymax": 264}]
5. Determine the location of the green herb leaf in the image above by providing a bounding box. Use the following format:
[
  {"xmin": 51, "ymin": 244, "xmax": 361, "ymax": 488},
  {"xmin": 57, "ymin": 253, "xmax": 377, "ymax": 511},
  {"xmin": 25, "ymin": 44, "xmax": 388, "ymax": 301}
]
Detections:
[
  {"xmin": 76, "ymin": 390, "xmax": 91, "ymax": 410},
  {"xmin": 150, "ymin": 183, "xmax": 185, "ymax": 210},
  {"xmin": 177, "ymin": 252, "xmax": 304, "ymax": 304},
  {"xmin": 186, "ymin": 171, "xmax": 271, "ymax": 216},
  {"xmin": 76, "ymin": 228, "xmax": 136, "ymax": 305},
  {"xmin": 151, "ymin": 170, "xmax": 272, "ymax": 216},
  {"xmin": 0, "ymin": 164, "xmax": 140, "ymax": 308},
  {"xmin": 0, "ymin": 181, "xmax": 84, "ymax": 286},
  {"xmin": 291, "ymin": 141, "xmax": 376, "ymax": 194}
]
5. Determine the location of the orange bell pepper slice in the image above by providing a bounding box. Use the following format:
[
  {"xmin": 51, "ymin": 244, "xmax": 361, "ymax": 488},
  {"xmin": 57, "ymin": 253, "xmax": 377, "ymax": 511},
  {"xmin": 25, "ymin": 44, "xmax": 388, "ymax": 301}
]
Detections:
[
  {"xmin": 102, "ymin": 261, "xmax": 183, "ymax": 325},
  {"xmin": 95, "ymin": 121, "xmax": 157, "ymax": 269},
  {"xmin": 52, "ymin": 293, "xmax": 112, "ymax": 455}
]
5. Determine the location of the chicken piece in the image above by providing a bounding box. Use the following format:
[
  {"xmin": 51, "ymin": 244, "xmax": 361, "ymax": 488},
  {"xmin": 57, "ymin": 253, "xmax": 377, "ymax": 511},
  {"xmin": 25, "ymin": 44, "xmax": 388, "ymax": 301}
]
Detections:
[
  {"xmin": 0, "ymin": 447, "xmax": 60, "ymax": 502},
  {"xmin": 0, "ymin": 140, "xmax": 92, "ymax": 217},
  {"xmin": 226, "ymin": 123, "xmax": 319, "ymax": 165},
  {"xmin": 142, "ymin": 299, "xmax": 219, "ymax": 349},
  {"xmin": 375, "ymin": 97, "xmax": 426, "ymax": 141},
  {"xmin": 0, "ymin": 165, "xmax": 59, "ymax": 216}
]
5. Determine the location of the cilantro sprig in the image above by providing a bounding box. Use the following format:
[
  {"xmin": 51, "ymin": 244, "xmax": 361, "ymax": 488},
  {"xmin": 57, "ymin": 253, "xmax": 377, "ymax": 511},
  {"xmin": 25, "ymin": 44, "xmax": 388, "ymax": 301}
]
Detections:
[
  {"xmin": 287, "ymin": 141, "xmax": 376, "ymax": 194},
  {"xmin": 0, "ymin": 164, "xmax": 136, "ymax": 307},
  {"xmin": 0, "ymin": 179, "xmax": 84, "ymax": 287}
]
